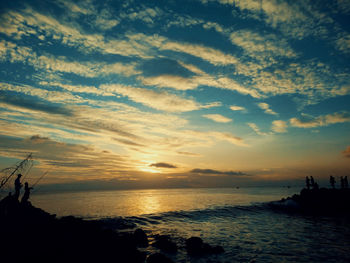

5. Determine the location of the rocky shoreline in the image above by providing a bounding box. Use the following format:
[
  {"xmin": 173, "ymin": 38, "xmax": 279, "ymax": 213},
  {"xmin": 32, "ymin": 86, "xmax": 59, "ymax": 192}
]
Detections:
[
  {"xmin": 269, "ymin": 188, "xmax": 350, "ymax": 216},
  {"xmin": 0, "ymin": 196, "xmax": 224, "ymax": 263}
]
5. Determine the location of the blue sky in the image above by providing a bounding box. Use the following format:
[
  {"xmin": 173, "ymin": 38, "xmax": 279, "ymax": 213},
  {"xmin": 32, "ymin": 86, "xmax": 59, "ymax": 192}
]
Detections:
[{"xmin": 0, "ymin": 0, "xmax": 349, "ymax": 188}]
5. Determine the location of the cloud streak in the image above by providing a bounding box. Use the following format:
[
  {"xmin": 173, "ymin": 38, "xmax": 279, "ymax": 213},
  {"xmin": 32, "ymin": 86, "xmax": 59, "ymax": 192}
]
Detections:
[
  {"xmin": 190, "ymin": 168, "xmax": 247, "ymax": 176},
  {"xmin": 203, "ymin": 114, "xmax": 232, "ymax": 123},
  {"xmin": 290, "ymin": 112, "xmax": 350, "ymax": 128},
  {"xmin": 150, "ymin": 162, "xmax": 177, "ymax": 168}
]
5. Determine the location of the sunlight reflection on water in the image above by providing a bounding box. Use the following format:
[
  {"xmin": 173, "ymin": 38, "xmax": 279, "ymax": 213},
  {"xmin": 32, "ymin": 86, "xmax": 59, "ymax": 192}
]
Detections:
[{"xmin": 31, "ymin": 187, "xmax": 297, "ymax": 218}]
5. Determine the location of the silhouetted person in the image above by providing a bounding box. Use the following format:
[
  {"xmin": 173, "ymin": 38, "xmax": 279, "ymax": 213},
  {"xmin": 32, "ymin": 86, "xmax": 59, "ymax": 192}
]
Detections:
[
  {"xmin": 14, "ymin": 174, "xmax": 23, "ymax": 200},
  {"xmin": 313, "ymin": 182, "xmax": 319, "ymax": 190},
  {"xmin": 21, "ymin": 182, "xmax": 33, "ymax": 204},
  {"xmin": 344, "ymin": 176, "xmax": 348, "ymax": 189},
  {"xmin": 310, "ymin": 176, "xmax": 315, "ymax": 189},
  {"xmin": 330, "ymin": 176, "xmax": 336, "ymax": 189},
  {"xmin": 306, "ymin": 176, "xmax": 310, "ymax": 190},
  {"xmin": 340, "ymin": 176, "xmax": 344, "ymax": 189}
]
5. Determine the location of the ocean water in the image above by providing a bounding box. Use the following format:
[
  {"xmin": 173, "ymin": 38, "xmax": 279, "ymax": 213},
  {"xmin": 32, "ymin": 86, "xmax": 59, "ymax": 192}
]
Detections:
[{"xmin": 31, "ymin": 187, "xmax": 350, "ymax": 263}]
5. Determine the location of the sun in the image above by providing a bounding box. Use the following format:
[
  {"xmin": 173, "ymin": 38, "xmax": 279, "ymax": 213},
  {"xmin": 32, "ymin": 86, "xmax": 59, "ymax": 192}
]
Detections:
[
  {"xmin": 139, "ymin": 166, "xmax": 159, "ymax": 174},
  {"xmin": 138, "ymin": 160, "xmax": 160, "ymax": 174}
]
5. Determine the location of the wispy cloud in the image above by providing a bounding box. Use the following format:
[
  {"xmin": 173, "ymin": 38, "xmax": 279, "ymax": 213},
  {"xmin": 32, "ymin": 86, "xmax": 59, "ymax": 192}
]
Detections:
[
  {"xmin": 190, "ymin": 168, "xmax": 247, "ymax": 176},
  {"xmin": 150, "ymin": 162, "xmax": 177, "ymax": 168},
  {"xmin": 271, "ymin": 120, "xmax": 287, "ymax": 133},
  {"xmin": 203, "ymin": 0, "xmax": 334, "ymax": 39},
  {"xmin": 141, "ymin": 75, "xmax": 199, "ymax": 90},
  {"xmin": 230, "ymin": 29, "xmax": 297, "ymax": 63},
  {"xmin": 0, "ymin": 134, "xmax": 135, "ymax": 182},
  {"xmin": 257, "ymin": 103, "xmax": 277, "ymax": 115},
  {"xmin": 203, "ymin": 114, "xmax": 232, "ymax": 123},
  {"xmin": 209, "ymin": 131, "xmax": 247, "ymax": 146},
  {"xmin": 99, "ymin": 84, "xmax": 203, "ymax": 112},
  {"xmin": 230, "ymin": 105, "xmax": 246, "ymax": 111},
  {"xmin": 335, "ymin": 34, "xmax": 350, "ymax": 54},
  {"xmin": 247, "ymin": 123, "xmax": 268, "ymax": 136},
  {"xmin": 290, "ymin": 112, "xmax": 350, "ymax": 128},
  {"xmin": 161, "ymin": 41, "xmax": 239, "ymax": 66}
]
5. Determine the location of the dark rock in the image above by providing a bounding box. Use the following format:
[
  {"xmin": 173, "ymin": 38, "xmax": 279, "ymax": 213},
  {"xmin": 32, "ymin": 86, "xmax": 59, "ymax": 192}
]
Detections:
[
  {"xmin": 186, "ymin": 236, "xmax": 203, "ymax": 254},
  {"xmin": 0, "ymin": 196, "xmax": 146, "ymax": 263},
  {"xmin": 186, "ymin": 236, "xmax": 224, "ymax": 256},
  {"xmin": 134, "ymin": 228, "xmax": 149, "ymax": 247},
  {"xmin": 146, "ymin": 253, "xmax": 174, "ymax": 263},
  {"xmin": 153, "ymin": 234, "xmax": 178, "ymax": 253},
  {"xmin": 269, "ymin": 188, "xmax": 350, "ymax": 216}
]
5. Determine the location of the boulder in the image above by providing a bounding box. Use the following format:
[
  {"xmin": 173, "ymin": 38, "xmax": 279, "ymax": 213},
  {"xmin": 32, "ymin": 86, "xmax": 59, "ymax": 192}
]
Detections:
[
  {"xmin": 146, "ymin": 253, "xmax": 174, "ymax": 263},
  {"xmin": 134, "ymin": 228, "xmax": 149, "ymax": 247},
  {"xmin": 186, "ymin": 236, "xmax": 224, "ymax": 256},
  {"xmin": 153, "ymin": 235, "xmax": 177, "ymax": 253}
]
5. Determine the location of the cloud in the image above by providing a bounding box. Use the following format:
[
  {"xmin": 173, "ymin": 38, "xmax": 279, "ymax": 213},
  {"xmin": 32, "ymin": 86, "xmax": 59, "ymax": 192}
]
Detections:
[
  {"xmin": 247, "ymin": 123, "xmax": 268, "ymax": 136},
  {"xmin": 99, "ymin": 84, "xmax": 202, "ymax": 112},
  {"xmin": 40, "ymin": 82, "xmax": 112, "ymax": 96},
  {"xmin": 209, "ymin": 131, "xmax": 247, "ymax": 146},
  {"xmin": 122, "ymin": 7, "xmax": 163, "ymax": 24},
  {"xmin": 230, "ymin": 29, "xmax": 297, "ymax": 62},
  {"xmin": 215, "ymin": 77, "xmax": 262, "ymax": 98},
  {"xmin": 230, "ymin": 105, "xmax": 246, "ymax": 111},
  {"xmin": 0, "ymin": 89, "xmax": 72, "ymax": 116},
  {"xmin": 141, "ymin": 75, "xmax": 198, "ymax": 90},
  {"xmin": 342, "ymin": 146, "xmax": 350, "ymax": 158},
  {"xmin": 177, "ymin": 151, "xmax": 201, "ymax": 157},
  {"xmin": 190, "ymin": 168, "xmax": 247, "ymax": 176},
  {"xmin": 0, "ymin": 134, "xmax": 134, "ymax": 182},
  {"xmin": 0, "ymin": 8, "xmax": 151, "ymax": 58},
  {"xmin": 258, "ymin": 102, "xmax": 278, "ymax": 115},
  {"xmin": 335, "ymin": 34, "xmax": 350, "ymax": 54},
  {"xmin": 290, "ymin": 112, "xmax": 350, "ymax": 128},
  {"xmin": 271, "ymin": 120, "xmax": 287, "ymax": 133},
  {"xmin": 203, "ymin": 114, "xmax": 232, "ymax": 123},
  {"xmin": 204, "ymin": 0, "xmax": 333, "ymax": 39},
  {"xmin": 160, "ymin": 41, "xmax": 239, "ymax": 66},
  {"xmin": 1, "ymin": 40, "xmax": 140, "ymax": 79},
  {"xmin": 150, "ymin": 162, "xmax": 177, "ymax": 168},
  {"xmin": 56, "ymin": 0, "xmax": 94, "ymax": 15}
]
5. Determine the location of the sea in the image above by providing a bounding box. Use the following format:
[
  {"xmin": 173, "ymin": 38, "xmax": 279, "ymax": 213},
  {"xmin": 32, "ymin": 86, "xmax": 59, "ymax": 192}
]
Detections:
[{"xmin": 30, "ymin": 187, "xmax": 350, "ymax": 263}]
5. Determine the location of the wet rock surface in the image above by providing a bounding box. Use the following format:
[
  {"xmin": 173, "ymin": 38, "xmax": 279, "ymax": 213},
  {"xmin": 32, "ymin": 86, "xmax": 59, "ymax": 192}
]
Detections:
[
  {"xmin": 269, "ymin": 188, "xmax": 350, "ymax": 216},
  {"xmin": 186, "ymin": 236, "xmax": 224, "ymax": 256},
  {"xmin": 152, "ymin": 234, "xmax": 178, "ymax": 253},
  {"xmin": 146, "ymin": 252, "xmax": 174, "ymax": 263}
]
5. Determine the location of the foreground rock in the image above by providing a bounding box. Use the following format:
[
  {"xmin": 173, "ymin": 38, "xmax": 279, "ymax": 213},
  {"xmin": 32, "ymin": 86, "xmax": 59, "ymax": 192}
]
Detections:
[
  {"xmin": 146, "ymin": 253, "xmax": 174, "ymax": 263},
  {"xmin": 134, "ymin": 228, "xmax": 149, "ymax": 247},
  {"xmin": 269, "ymin": 188, "xmax": 350, "ymax": 215},
  {"xmin": 186, "ymin": 236, "xmax": 224, "ymax": 256},
  {"xmin": 0, "ymin": 197, "xmax": 146, "ymax": 263},
  {"xmin": 152, "ymin": 234, "xmax": 178, "ymax": 253}
]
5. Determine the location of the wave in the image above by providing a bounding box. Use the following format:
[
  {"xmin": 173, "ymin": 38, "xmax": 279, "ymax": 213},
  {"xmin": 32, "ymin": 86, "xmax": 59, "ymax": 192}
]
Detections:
[{"xmin": 93, "ymin": 203, "xmax": 272, "ymax": 229}]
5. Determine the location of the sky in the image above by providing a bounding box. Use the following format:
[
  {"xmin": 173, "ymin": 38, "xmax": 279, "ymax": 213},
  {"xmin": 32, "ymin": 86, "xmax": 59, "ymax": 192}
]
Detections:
[{"xmin": 0, "ymin": 0, "xmax": 349, "ymax": 190}]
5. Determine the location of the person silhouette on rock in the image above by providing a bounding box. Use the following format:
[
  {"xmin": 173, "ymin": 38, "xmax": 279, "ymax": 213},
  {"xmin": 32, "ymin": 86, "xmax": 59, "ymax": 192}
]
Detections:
[
  {"xmin": 306, "ymin": 176, "xmax": 310, "ymax": 190},
  {"xmin": 344, "ymin": 176, "xmax": 348, "ymax": 189},
  {"xmin": 21, "ymin": 182, "xmax": 33, "ymax": 204},
  {"xmin": 14, "ymin": 174, "xmax": 23, "ymax": 200},
  {"xmin": 330, "ymin": 176, "xmax": 336, "ymax": 189},
  {"xmin": 310, "ymin": 176, "xmax": 315, "ymax": 189}
]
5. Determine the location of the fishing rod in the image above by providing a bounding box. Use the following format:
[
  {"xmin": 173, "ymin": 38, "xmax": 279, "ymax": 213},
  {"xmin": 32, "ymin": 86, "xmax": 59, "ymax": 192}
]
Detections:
[
  {"xmin": 30, "ymin": 167, "xmax": 55, "ymax": 194},
  {"xmin": 21, "ymin": 161, "xmax": 34, "ymax": 182},
  {"xmin": 32, "ymin": 168, "xmax": 52, "ymax": 188},
  {"xmin": 0, "ymin": 153, "xmax": 32, "ymax": 189}
]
